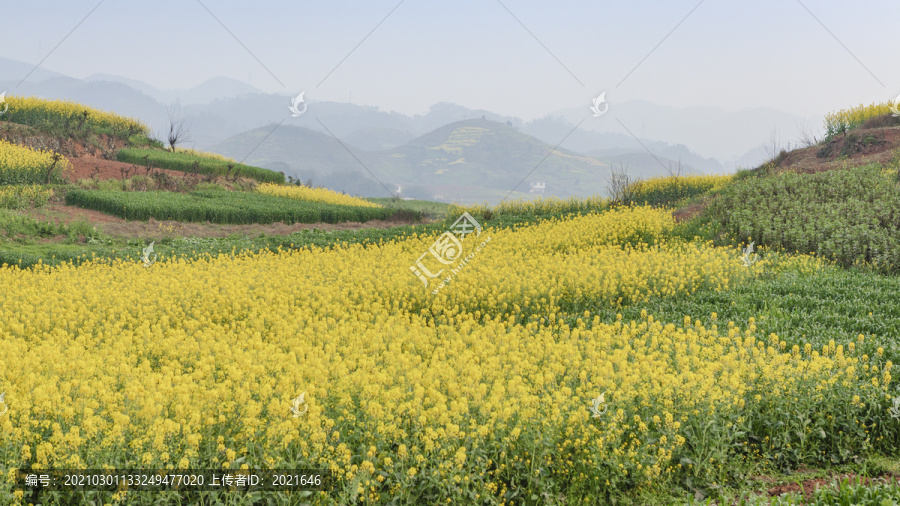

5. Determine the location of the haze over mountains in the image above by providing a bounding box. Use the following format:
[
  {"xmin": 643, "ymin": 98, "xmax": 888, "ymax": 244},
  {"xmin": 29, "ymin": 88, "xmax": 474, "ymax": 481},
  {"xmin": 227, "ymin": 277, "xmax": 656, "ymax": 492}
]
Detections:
[{"xmin": 0, "ymin": 57, "xmax": 816, "ymax": 203}]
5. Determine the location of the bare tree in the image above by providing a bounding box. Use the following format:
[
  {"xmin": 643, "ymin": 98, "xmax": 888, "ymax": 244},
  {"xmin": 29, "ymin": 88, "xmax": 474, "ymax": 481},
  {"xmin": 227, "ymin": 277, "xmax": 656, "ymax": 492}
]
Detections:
[
  {"xmin": 666, "ymin": 157, "xmax": 683, "ymax": 179},
  {"xmin": 763, "ymin": 128, "xmax": 791, "ymax": 162},
  {"xmin": 796, "ymin": 119, "xmax": 820, "ymax": 148},
  {"xmin": 606, "ymin": 161, "xmax": 634, "ymax": 205},
  {"xmin": 166, "ymin": 105, "xmax": 192, "ymax": 152}
]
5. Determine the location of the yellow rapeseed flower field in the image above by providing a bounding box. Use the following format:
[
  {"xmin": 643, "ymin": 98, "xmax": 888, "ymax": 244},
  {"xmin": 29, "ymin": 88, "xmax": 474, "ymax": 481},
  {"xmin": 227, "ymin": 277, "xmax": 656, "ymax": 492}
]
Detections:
[
  {"xmin": 0, "ymin": 140, "xmax": 71, "ymax": 185},
  {"xmin": 257, "ymin": 183, "xmax": 382, "ymax": 208},
  {"xmin": 824, "ymin": 101, "xmax": 894, "ymax": 138},
  {"xmin": 0, "ymin": 206, "xmax": 890, "ymax": 502},
  {"xmin": 626, "ymin": 173, "xmax": 733, "ymax": 206},
  {"xmin": 173, "ymin": 147, "xmax": 236, "ymax": 162},
  {"xmin": 3, "ymin": 95, "xmax": 149, "ymax": 138}
]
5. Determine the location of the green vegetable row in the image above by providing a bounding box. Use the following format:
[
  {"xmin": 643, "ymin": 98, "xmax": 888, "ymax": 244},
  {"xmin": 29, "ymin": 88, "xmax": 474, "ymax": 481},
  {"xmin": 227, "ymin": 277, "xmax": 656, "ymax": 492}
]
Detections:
[
  {"xmin": 65, "ymin": 189, "xmax": 393, "ymax": 225},
  {"xmin": 707, "ymin": 165, "xmax": 900, "ymax": 273},
  {"xmin": 117, "ymin": 148, "xmax": 285, "ymax": 184}
]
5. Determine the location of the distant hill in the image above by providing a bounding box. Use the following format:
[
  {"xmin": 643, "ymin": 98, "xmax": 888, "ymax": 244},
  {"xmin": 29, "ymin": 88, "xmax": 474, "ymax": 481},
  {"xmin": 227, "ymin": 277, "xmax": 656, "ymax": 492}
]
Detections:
[
  {"xmin": 382, "ymin": 118, "xmax": 608, "ymax": 199},
  {"xmin": 587, "ymin": 144, "xmax": 723, "ymax": 176},
  {"xmin": 213, "ymin": 124, "xmax": 369, "ymax": 178},
  {"xmin": 545, "ymin": 100, "xmax": 813, "ymax": 165},
  {"xmin": 215, "ymin": 118, "xmax": 611, "ymax": 204},
  {"xmin": 342, "ymin": 126, "xmax": 415, "ymax": 151}
]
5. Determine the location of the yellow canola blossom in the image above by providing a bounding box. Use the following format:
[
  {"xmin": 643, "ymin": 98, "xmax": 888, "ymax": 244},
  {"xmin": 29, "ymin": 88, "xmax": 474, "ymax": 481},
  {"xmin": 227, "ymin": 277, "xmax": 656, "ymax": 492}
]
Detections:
[
  {"xmin": 0, "ymin": 206, "xmax": 879, "ymax": 500},
  {"xmin": 3, "ymin": 95, "xmax": 148, "ymax": 137},
  {"xmin": 626, "ymin": 173, "xmax": 734, "ymax": 206},
  {"xmin": 256, "ymin": 182, "xmax": 382, "ymax": 208},
  {"xmin": 0, "ymin": 140, "xmax": 71, "ymax": 185},
  {"xmin": 173, "ymin": 147, "xmax": 235, "ymax": 162},
  {"xmin": 824, "ymin": 101, "xmax": 894, "ymax": 137}
]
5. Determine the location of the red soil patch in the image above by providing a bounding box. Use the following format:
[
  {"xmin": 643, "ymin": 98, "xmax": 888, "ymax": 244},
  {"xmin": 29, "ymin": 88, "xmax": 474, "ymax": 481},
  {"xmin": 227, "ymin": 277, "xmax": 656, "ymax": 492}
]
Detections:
[
  {"xmin": 66, "ymin": 153, "xmax": 191, "ymax": 182},
  {"xmin": 762, "ymin": 472, "xmax": 900, "ymax": 500},
  {"xmin": 773, "ymin": 125, "xmax": 900, "ymax": 175}
]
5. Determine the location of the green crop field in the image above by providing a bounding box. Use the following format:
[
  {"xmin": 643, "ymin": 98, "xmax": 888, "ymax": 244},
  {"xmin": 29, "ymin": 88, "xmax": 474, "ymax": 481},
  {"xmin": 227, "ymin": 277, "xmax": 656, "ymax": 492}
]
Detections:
[
  {"xmin": 65, "ymin": 189, "xmax": 396, "ymax": 225},
  {"xmin": 117, "ymin": 148, "xmax": 285, "ymax": 184},
  {"xmin": 707, "ymin": 165, "xmax": 900, "ymax": 273}
]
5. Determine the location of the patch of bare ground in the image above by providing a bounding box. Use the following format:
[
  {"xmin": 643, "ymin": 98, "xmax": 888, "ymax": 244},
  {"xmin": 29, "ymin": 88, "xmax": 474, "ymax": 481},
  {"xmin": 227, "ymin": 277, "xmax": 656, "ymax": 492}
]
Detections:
[
  {"xmin": 774, "ymin": 124, "xmax": 900, "ymax": 175},
  {"xmin": 66, "ymin": 154, "xmax": 191, "ymax": 182},
  {"xmin": 672, "ymin": 201, "xmax": 706, "ymax": 223},
  {"xmin": 759, "ymin": 472, "xmax": 900, "ymax": 500}
]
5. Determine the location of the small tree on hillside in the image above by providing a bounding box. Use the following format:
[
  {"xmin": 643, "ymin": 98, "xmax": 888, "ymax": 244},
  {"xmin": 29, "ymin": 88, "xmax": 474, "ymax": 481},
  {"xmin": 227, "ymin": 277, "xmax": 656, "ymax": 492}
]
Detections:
[
  {"xmin": 606, "ymin": 161, "xmax": 634, "ymax": 205},
  {"xmin": 166, "ymin": 105, "xmax": 191, "ymax": 152}
]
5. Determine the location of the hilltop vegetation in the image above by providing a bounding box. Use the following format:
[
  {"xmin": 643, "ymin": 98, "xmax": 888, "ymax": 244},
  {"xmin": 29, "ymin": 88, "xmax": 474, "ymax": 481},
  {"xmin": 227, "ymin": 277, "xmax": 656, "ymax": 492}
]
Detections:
[
  {"xmin": 709, "ymin": 165, "xmax": 900, "ymax": 273},
  {"xmin": 824, "ymin": 101, "xmax": 900, "ymax": 138},
  {"xmin": 1, "ymin": 94, "xmax": 150, "ymax": 143}
]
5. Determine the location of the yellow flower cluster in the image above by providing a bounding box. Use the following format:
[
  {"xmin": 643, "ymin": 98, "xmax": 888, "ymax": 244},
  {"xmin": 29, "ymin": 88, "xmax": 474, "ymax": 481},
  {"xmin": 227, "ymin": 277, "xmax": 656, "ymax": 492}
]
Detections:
[
  {"xmin": 0, "ymin": 206, "xmax": 884, "ymax": 501},
  {"xmin": 0, "ymin": 140, "xmax": 71, "ymax": 185},
  {"xmin": 3, "ymin": 95, "xmax": 148, "ymax": 137},
  {"xmin": 173, "ymin": 147, "xmax": 235, "ymax": 162},
  {"xmin": 824, "ymin": 101, "xmax": 894, "ymax": 137},
  {"xmin": 256, "ymin": 182, "xmax": 382, "ymax": 208},
  {"xmin": 0, "ymin": 185, "xmax": 53, "ymax": 210},
  {"xmin": 626, "ymin": 173, "xmax": 734, "ymax": 207}
]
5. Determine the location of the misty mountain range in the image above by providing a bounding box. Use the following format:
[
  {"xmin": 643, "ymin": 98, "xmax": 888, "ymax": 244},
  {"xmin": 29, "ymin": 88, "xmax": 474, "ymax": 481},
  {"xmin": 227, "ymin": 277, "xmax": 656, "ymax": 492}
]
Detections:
[{"xmin": 0, "ymin": 57, "xmax": 811, "ymax": 203}]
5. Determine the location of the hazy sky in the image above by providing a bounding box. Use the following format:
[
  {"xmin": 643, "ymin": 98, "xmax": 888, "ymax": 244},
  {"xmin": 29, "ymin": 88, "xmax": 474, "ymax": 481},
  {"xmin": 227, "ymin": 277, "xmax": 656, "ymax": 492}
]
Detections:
[{"xmin": 3, "ymin": 0, "xmax": 897, "ymax": 122}]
